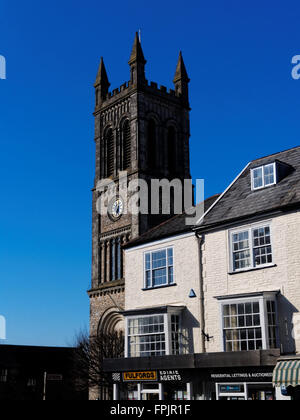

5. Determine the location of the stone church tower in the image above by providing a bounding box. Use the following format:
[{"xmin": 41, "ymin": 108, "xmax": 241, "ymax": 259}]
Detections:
[{"xmin": 88, "ymin": 33, "xmax": 191, "ymax": 341}]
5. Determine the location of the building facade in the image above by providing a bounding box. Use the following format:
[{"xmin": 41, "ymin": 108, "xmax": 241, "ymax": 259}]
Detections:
[{"xmin": 104, "ymin": 146, "xmax": 300, "ymax": 400}]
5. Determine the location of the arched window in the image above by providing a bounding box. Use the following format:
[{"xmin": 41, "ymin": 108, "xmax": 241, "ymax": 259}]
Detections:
[
  {"xmin": 122, "ymin": 120, "xmax": 131, "ymax": 169},
  {"xmin": 110, "ymin": 237, "xmax": 122, "ymax": 282},
  {"xmin": 105, "ymin": 128, "xmax": 114, "ymax": 177},
  {"xmin": 148, "ymin": 119, "xmax": 157, "ymax": 170},
  {"xmin": 167, "ymin": 126, "xmax": 176, "ymax": 174},
  {"xmin": 116, "ymin": 237, "xmax": 122, "ymax": 279}
]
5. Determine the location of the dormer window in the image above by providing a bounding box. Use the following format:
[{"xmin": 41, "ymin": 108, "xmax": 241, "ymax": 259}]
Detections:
[{"xmin": 251, "ymin": 163, "xmax": 276, "ymax": 190}]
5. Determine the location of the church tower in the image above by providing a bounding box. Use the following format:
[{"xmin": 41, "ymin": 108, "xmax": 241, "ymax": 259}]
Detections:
[{"xmin": 89, "ymin": 34, "xmax": 191, "ymax": 341}]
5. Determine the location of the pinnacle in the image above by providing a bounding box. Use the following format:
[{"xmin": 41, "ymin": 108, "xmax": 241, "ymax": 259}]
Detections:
[
  {"xmin": 173, "ymin": 51, "xmax": 189, "ymax": 83},
  {"xmin": 94, "ymin": 57, "xmax": 110, "ymax": 88},
  {"xmin": 128, "ymin": 32, "xmax": 146, "ymax": 65}
]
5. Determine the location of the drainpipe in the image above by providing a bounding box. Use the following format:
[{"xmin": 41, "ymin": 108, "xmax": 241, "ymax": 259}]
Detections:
[{"xmin": 196, "ymin": 231, "xmax": 206, "ymax": 354}]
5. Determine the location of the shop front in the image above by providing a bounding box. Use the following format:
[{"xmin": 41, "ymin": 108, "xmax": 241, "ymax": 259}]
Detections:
[
  {"xmin": 112, "ymin": 369, "xmax": 194, "ymax": 401},
  {"xmin": 104, "ymin": 349, "xmax": 280, "ymax": 401},
  {"xmin": 207, "ymin": 367, "xmax": 275, "ymax": 400}
]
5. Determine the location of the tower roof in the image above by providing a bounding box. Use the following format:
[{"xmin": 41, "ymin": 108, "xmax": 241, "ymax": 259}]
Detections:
[
  {"xmin": 173, "ymin": 51, "xmax": 190, "ymax": 83},
  {"xmin": 128, "ymin": 32, "xmax": 146, "ymax": 65},
  {"xmin": 94, "ymin": 57, "xmax": 110, "ymax": 88}
]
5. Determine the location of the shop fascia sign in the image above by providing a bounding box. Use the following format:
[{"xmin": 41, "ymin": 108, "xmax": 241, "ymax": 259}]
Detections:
[
  {"xmin": 113, "ymin": 370, "xmax": 183, "ymax": 383},
  {"xmin": 210, "ymin": 371, "xmax": 273, "ymax": 381}
]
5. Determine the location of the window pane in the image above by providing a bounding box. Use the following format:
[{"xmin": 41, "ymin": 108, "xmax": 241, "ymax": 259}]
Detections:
[
  {"xmin": 224, "ymin": 317, "xmax": 231, "ymax": 328},
  {"xmin": 238, "ymin": 316, "xmax": 245, "ymax": 327},
  {"xmin": 145, "ymin": 253, "xmax": 151, "ymax": 270},
  {"xmin": 264, "ymin": 164, "xmax": 275, "ymax": 186},
  {"xmin": 233, "ymin": 250, "xmax": 251, "ymax": 270},
  {"xmin": 245, "ymin": 303, "xmax": 252, "ymax": 314},
  {"xmin": 223, "ymin": 305, "xmax": 230, "ymax": 316},
  {"xmin": 153, "ymin": 268, "xmax": 167, "ymax": 286},
  {"xmin": 253, "ymin": 226, "xmax": 272, "ymax": 266},
  {"xmin": 253, "ymin": 302, "xmax": 260, "ymax": 313},
  {"xmin": 167, "ymin": 248, "xmax": 173, "ymax": 266},
  {"xmin": 146, "ymin": 271, "xmax": 151, "ymax": 288},
  {"xmin": 152, "ymin": 250, "xmax": 166, "ymax": 269},
  {"xmin": 238, "ymin": 303, "xmax": 245, "ymax": 314},
  {"xmin": 252, "ymin": 167, "xmax": 263, "ymax": 189},
  {"xmin": 168, "ymin": 266, "xmax": 174, "ymax": 284}
]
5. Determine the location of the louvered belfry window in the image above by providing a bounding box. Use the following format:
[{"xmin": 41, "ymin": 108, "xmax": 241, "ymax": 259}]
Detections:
[
  {"xmin": 167, "ymin": 126, "xmax": 176, "ymax": 174},
  {"xmin": 123, "ymin": 120, "xmax": 131, "ymax": 169},
  {"xmin": 148, "ymin": 119, "xmax": 156, "ymax": 170},
  {"xmin": 106, "ymin": 128, "xmax": 114, "ymax": 177}
]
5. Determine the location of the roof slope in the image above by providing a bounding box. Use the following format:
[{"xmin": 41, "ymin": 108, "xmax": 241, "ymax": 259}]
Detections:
[
  {"xmin": 125, "ymin": 194, "xmax": 220, "ymax": 248},
  {"xmin": 199, "ymin": 145, "xmax": 300, "ymax": 229}
]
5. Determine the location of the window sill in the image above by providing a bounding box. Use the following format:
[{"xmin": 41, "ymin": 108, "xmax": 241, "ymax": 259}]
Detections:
[
  {"xmin": 228, "ymin": 264, "xmax": 277, "ymax": 275},
  {"xmin": 251, "ymin": 183, "xmax": 276, "ymax": 192},
  {"xmin": 142, "ymin": 283, "xmax": 177, "ymax": 291}
]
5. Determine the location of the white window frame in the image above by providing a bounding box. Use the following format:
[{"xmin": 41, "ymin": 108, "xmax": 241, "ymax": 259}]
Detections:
[
  {"xmin": 229, "ymin": 222, "xmax": 273, "ymax": 273},
  {"xmin": 125, "ymin": 310, "xmax": 182, "ymax": 358},
  {"xmin": 143, "ymin": 247, "xmax": 174, "ymax": 289},
  {"xmin": 251, "ymin": 163, "xmax": 277, "ymax": 190},
  {"xmin": 218, "ymin": 294, "xmax": 279, "ymax": 352}
]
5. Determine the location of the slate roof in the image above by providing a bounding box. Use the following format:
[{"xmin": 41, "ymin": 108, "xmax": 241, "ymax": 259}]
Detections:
[
  {"xmin": 124, "ymin": 194, "xmax": 220, "ymax": 248},
  {"xmin": 197, "ymin": 145, "xmax": 300, "ymax": 230}
]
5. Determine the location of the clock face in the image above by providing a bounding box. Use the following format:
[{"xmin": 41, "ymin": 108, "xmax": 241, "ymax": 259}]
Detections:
[{"xmin": 109, "ymin": 198, "xmax": 124, "ymax": 220}]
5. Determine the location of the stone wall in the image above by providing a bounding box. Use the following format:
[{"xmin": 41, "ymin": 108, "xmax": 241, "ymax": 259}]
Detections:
[{"xmin": 202, "ymin": 211, "xmax": 300, "ymax": 355}]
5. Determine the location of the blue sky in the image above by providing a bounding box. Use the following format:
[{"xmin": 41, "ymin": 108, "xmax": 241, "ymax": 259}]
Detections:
[{"xmin": 0, "ymin": 0, "xmax": 300, "ymax": 346}]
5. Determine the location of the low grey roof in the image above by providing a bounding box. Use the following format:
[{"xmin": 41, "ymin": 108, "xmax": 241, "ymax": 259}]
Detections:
[
  {"xmin": 124, "ymin": 194, "xmax": 220, "ymax": 248},
  {"xmin": 120, "ymin": 305, "xmax": 185, "ymax": 316},
  {"xmin": 214, "ymin": 290, "xmax": 280, "ymax": 300},
  {"xmin": 198, "ymin": 145, "xmax": 300, "ymax": 230}
]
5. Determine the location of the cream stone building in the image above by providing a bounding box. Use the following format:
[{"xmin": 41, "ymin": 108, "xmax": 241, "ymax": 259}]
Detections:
[
  {"xmin": 195, "ymin": 146, "xmax": 300, "ymax": 400},
  {"xmin": 103, "ymin": 146, "xmax": 300, "ymax": 401}
]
